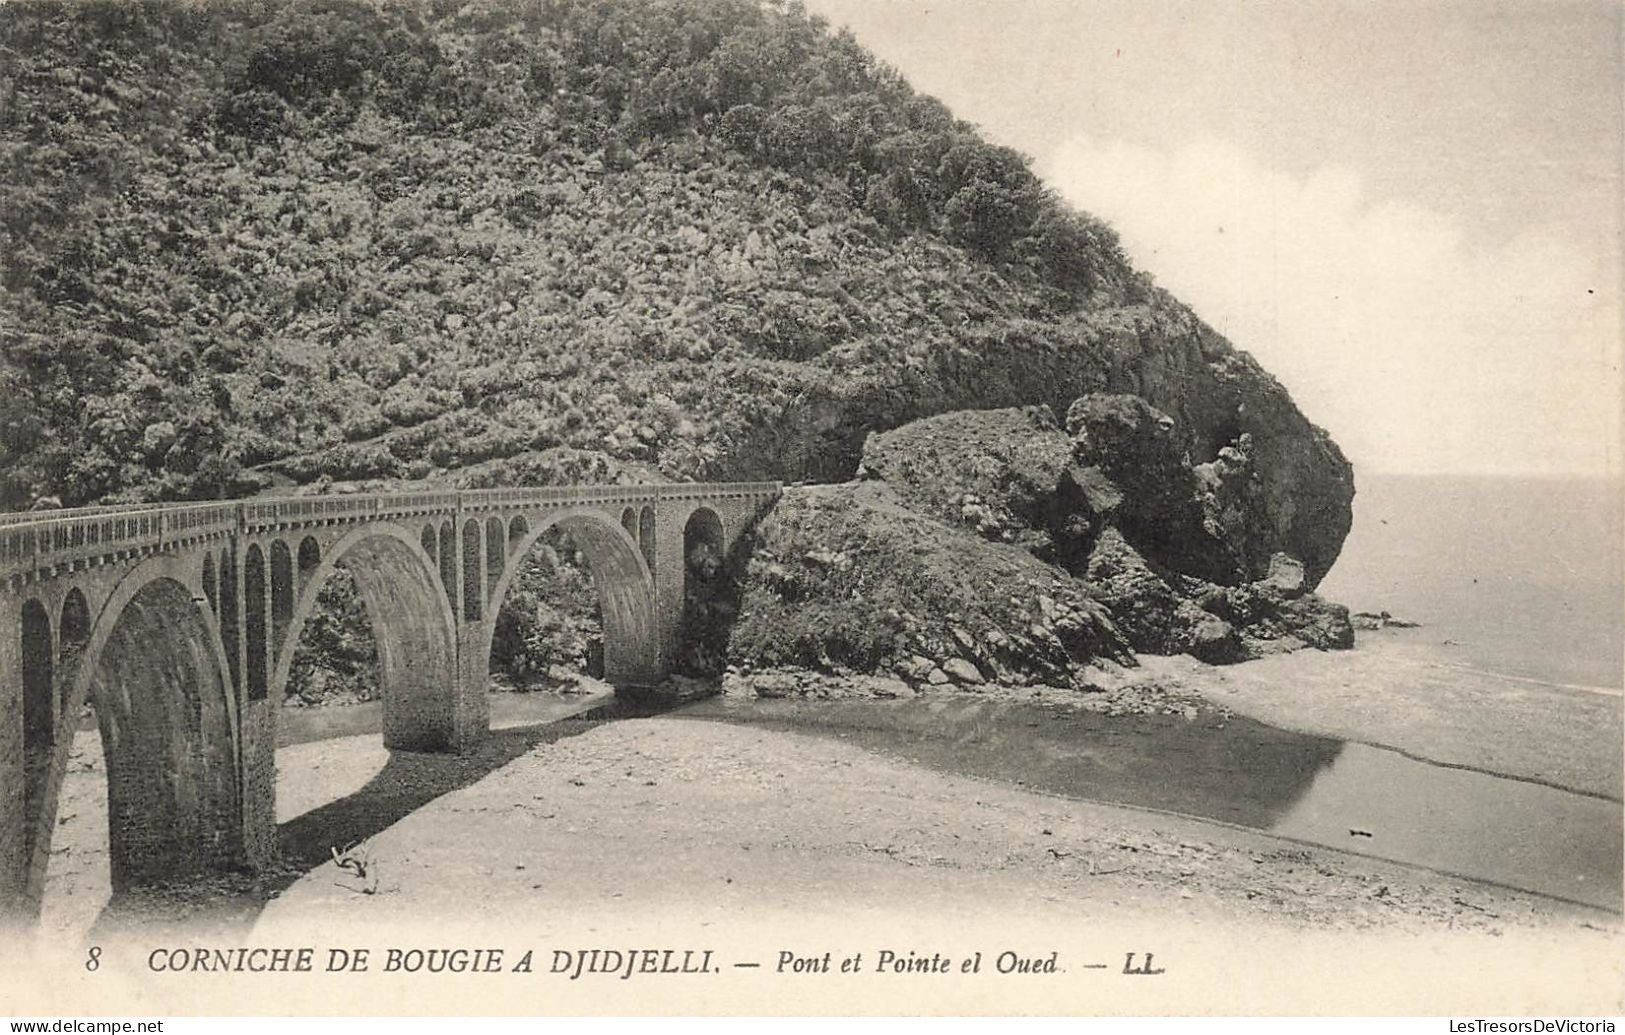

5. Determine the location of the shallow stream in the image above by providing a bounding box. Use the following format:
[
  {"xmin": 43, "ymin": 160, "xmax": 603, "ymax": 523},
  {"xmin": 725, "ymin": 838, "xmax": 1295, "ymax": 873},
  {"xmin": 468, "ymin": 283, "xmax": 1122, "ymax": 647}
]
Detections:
[{"xmin": 675, "ymin": 694, "xmax": 1623, "ymax": 911}]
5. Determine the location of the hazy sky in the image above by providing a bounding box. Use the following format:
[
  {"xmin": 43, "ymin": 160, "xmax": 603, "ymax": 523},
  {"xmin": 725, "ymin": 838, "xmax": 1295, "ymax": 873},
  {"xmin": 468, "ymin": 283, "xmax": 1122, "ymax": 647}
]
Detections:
[{"xmin": 807, "ymin": 0, "xmax": 1623, "ymax": 477}]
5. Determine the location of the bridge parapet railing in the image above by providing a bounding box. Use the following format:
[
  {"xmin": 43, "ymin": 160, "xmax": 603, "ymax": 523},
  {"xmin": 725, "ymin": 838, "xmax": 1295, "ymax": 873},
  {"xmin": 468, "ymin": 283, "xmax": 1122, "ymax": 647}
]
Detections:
[
  {"xmin": 1, "ymin": 500, "xmax": 239, "ymax": 577},
  {"xmin": 460, "ymin": 484, "xmax": 660, "ymax": 511},
  {"xmin": 459, "ymin": 481, "xmax": 781, "ymax": 510},
  {"xmin": 0, "ymin": 501, "xmax": 167, "ymax": 528},
  {"xmin": 1, "ymin": 482, "xmax": 782, "ymax": 581},
  {"xmin": 231, "ymin": 482, "xmax": 781, "ymax": 531},
  {"xmin": 240, "ymin": 492, "xmax": 463, "ymax": 531},
  {"xmin": 655, "ymin": 480, "xmax": 781, "ymax": 501},
  {"xmin": 372, "ymin": 492, "xmax": 463, "ymax": 524}
]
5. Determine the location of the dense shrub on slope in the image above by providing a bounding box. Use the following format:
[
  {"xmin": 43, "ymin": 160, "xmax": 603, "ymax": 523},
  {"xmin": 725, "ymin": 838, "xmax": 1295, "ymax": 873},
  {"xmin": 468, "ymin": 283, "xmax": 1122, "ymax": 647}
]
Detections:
[
  {"xmin": 283, "ymin": 573, "xmax": 380, "ymax": 706},
  {"xmin": 1, "ymin": 0, "xmax": 1111, "ymax": 498},
  {"xmin": 0, "ymin": 0, "xmax": 1351, "ymax": 587},
  {"xmin": 487, "ymin": 530, "xmax": 606, "ymax": 686},
  {"xmin": 1, "ymin": 0, "xmax": 1358, "ymax": 698}
]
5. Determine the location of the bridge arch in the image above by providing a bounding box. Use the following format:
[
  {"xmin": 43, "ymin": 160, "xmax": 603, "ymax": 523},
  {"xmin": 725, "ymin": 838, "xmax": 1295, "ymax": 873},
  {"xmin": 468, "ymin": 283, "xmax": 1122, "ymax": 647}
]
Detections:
[
  {"xmin": 244, "ymin": 544, "xmax": 268, "ymax": 701},
  {"xmin": 57, "ymin": 588, "xmax": 90, "ymax": 718},
  {"xmin": 684, "ymin": 506, "xmax": 724, "ymax": 560},
  {"xmin": 437, "ymin": 522, "xmax": 456, "ymax": 608},
  {"xmin": 20, "ymin": 599, "xmax": 52, "ymax": 741},
  {"xmin": 297, "ymin": 536, "xmax": 321, "ymax": 579},
  {"xmin": 270, "ymin": 539, "xmax": 294, "ymax": 648},
  {"xmin": 484, "ymin": 518, "xmax": 503, "ymax": 601},
  {"xmin": 59, "ymin": 557, "xmax": 241, "ymax": 891},
  {"xmin": 201, "ymin": 553, "xmax": 218, "ymax": 613},
  {"xmin": 271, "ymin": 523, "xmax": 459, "ymax": 752},
  {"xmin": 484, "ymin": 508, "xmax": 659, "ymax": 686},
  {"xmin": 461, "ymin": 519, "xmax": 482, "ymax": 621},
  {"xmin": 218, "ymin": 547, "xmax": 240, "ymax": 692},
  {"xmin": 677, "ymin": 506, "xmax": 734, "ymax": 676}
]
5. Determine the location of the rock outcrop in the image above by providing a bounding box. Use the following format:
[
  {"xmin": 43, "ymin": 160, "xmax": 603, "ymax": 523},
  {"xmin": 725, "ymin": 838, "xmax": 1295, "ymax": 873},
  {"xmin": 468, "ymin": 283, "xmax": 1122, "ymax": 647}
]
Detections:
[
  {"xmin": 1089, "ymin": 305, "xmax": 1357, "ymax": 588},
  {"xmin": 861, "ymin": 393, "xmax": 1352, "ymax": 595},
  {"xmin": 853, "ymin": 404, "xmax": 1354, "ymax": 667},
  {"xmin": 726, "ymin": 482, "xmax": 1132, "ymax": 690},
  {"xmin": 855, "ymin": 406, "xmax": 1092, "ymax": 566}
]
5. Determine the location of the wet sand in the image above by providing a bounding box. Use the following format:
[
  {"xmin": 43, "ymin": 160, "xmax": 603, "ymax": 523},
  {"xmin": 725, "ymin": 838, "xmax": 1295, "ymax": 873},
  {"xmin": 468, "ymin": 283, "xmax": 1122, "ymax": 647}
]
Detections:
[{"xmin": 675, "ymin": 692, "xmax": 1620, "ymax": 908}]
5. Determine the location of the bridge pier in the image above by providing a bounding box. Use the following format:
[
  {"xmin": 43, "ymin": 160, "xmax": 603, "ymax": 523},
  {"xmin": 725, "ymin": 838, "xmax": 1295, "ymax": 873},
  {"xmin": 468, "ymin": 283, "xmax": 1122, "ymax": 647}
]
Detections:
[
  {"xmin": 453, "ymin": 617, "xmax": 493, "ymax": 752},
  {"xmin": 236, "ymin": 533, "xmax": 279, "ymax": 878},
  {"xmin": 240, "ymin": 698, "xmax": 278, "ymax": 875},
  {"xmin": 0, "ymin": 595, "xmax": 24, "ymax": 921},
  {"xmin": 652, "ymin": 509, "xmax": 690, "ymax": 680}
]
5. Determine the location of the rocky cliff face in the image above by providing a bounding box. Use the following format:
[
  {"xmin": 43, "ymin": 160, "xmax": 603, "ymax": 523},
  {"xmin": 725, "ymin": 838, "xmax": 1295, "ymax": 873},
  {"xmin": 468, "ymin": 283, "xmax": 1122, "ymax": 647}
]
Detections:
[
  {"xmin": 859, "ymin": 395, "xmax": 1352, "ymax": 592},
  {"xmin": 845, "ymin": 405, "xmax": 1353, "ymax": 671},
  {"xmin": 1084, "ymin": 300, "xmax": 1355, "ymax": 588},
  {"xmin": 713, "ymin": 289, "xmax": 1356, "ymax": 592},
  {"xmin": 723, "ymin": 401, "xmax": 1355, "ymax": 690}
]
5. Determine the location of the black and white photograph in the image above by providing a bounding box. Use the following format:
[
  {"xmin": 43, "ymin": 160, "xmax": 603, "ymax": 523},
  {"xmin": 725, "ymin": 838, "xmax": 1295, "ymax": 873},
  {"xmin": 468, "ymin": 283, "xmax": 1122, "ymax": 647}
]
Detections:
[{"xmin": 0, "ymin": 0, "xmax": 1619, "ymax": 1018}]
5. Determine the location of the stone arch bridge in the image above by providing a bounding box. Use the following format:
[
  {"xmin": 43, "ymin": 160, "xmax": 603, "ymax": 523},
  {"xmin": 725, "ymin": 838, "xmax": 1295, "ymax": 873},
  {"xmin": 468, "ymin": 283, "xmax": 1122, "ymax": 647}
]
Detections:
[{"xmin": 0, "ymin": 482, "xmax": 778, "ymax": 921}]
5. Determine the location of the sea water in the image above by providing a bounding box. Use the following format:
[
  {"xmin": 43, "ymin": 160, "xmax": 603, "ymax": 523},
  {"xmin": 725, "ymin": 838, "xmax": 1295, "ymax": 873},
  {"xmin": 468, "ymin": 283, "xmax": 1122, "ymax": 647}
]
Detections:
[{"xmin": 1317, "ymin": 472, "xmax": 1624, "ymax": 690}]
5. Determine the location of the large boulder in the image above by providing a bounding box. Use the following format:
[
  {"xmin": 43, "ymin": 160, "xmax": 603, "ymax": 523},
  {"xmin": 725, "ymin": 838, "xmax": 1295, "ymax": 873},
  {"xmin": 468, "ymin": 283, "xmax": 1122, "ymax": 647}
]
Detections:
[
  {"xmin": 1203, "ymin": 582, "xmax": 1355, "ymax": 656},
  {"xmin": 859, "ymin": 396, "xmax": 1353, "ymax": 595},
  {"xmin": 1083, "ymin": 527, "xmax": 1185, "ymax": 653},
  {"xmin": 728, "ymin": 482, "xmax": 1132, "ymax": 687},
  {"xmin": 1081, "ymin": 527, "xmax": 1353, "ymax": 663},
  {"xmin": 1083, "ymin": 529, "xmax": 1244, "ymax": 663},
  {"xmin": 857, "ymin": 406, "xmax": 1094, "ymax": 568},
  {"xmin": 848, "ymin": 400, "xmax": 1357, "ymax": 668}
]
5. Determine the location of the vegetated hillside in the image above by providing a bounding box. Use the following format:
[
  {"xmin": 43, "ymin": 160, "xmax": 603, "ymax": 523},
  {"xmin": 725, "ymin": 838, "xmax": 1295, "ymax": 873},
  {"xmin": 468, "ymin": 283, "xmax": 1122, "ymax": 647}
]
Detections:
[
  {"xmin": 0, "ymin": 0, "xmax": 1353, "ymax": 581},
  {"xmin": 2, "ymin": 0, "xmax": 1360, "ymax": 698}
]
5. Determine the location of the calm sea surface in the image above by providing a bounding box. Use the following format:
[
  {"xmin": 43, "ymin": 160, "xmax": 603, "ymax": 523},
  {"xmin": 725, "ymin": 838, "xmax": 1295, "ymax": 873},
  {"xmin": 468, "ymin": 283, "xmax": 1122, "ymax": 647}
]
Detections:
[{"xmin": 1317, "ymin": 472, "xmax": 1624, "ymax": 690}]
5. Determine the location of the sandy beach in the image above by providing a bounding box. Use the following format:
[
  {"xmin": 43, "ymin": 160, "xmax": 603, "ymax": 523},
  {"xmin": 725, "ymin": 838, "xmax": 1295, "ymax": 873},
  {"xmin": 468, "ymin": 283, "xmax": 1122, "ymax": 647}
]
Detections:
[{"xmin": 22, "ymin": 629, "xmax": 1624, "ymax": 1014}]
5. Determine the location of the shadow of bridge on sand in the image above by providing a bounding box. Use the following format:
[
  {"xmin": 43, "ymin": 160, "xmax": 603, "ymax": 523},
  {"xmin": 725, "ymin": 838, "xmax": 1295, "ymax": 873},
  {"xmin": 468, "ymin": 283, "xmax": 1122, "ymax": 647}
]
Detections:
[{"xmin": 87, "ymin": 696, "xmax": 678, "ymax": 940}]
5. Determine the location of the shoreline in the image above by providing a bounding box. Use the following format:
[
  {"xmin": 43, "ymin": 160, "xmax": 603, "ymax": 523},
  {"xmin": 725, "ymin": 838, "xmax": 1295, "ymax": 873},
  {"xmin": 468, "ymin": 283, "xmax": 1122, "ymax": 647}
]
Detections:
[
  {"xmin": 27, "ymin": 711, "xmax": 1619, "ymax": 1014},
  {"xmin": 698, "ymin": 684, "xmax": 1621, "ymax": 915},
  {"xmin": 32, "ymin": 628, "xmax": 1622, "ymax": 957},
  {"xmin": 1147, "ymin": 627, "xmax": 1622, "ymax": 801},
  {"xmin": 234, "ymin": 715, "xmax": 1625, "ymax": 1016},
  {"xmin": 252, "ymin": 718, "xmax": 1624, "ymax": 936}
]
